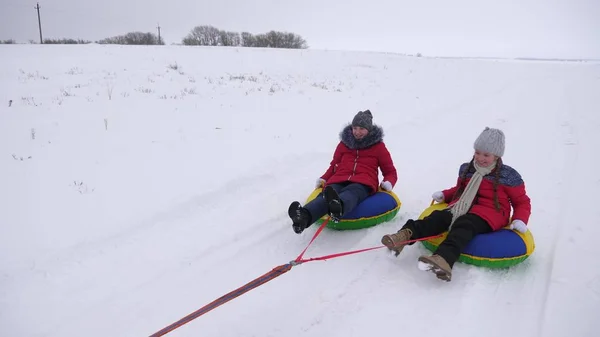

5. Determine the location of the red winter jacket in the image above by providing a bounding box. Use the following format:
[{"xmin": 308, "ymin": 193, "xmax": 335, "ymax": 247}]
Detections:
[
  {"xmin": 321, "ymin": 125, "xmax": 397, "ymax": 194},
  {"xmin": 441, "ymin": 162, "xmax": 531, "ymax": 231}
]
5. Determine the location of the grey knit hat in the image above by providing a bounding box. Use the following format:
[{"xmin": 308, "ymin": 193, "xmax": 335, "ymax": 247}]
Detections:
[
  {"xmin": 352, "ymin": 110, "xmax": 373, "ymax": 130},
  {"xmin": 474, "ymin": 127, "xmax": 505, "ymax": 157}
]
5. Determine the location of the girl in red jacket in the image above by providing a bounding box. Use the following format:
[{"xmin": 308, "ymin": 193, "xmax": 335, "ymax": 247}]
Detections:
[
  {"xmin": 288, "ymin": 110, "xmax": 398, "ymax": 234},
  {"xmin": 381, "ymin": 127, "xmax": 531, "ymax": 282}
]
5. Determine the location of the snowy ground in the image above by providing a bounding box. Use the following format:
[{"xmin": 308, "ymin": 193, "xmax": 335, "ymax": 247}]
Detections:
[{"xmin": 1, "ymin": 44, "xmax": 599, "ymax": 337}]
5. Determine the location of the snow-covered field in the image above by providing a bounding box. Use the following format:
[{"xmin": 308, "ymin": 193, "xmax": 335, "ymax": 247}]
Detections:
[{"xmin": 1, "ymin": 44, "xmax": 599, "ymax": 337}]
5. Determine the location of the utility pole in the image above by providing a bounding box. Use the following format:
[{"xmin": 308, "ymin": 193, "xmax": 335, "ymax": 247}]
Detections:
[
  {"xmin": 35, "ymin": 2, "xmax": 43, "ymax": 44},
  {"xmin": 157, "ymin": 23, "xmax": 161, "ymax": 45}
]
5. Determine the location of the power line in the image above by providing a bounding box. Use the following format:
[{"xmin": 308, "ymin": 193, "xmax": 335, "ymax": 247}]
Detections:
[
  {"xmin": 34, "ymin": 2, "xmax": 42, "ymax": 43},
  {"xmin": 157, "ymin": 23, "xmax": 161, "ymax": 44}
]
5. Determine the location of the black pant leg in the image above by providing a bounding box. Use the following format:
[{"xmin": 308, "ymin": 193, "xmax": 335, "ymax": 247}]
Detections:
[
  {"xmin": 401, "ymin": 209, "xmax": 453, "ymax": 245},
  {"xmin": 434, "ymin": 213, "xmax": 492, "ymax": 267}
]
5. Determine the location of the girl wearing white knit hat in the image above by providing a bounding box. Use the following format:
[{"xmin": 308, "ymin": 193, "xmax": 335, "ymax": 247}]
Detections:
[{"xmin": 381, "ymin": 127, "xmax": 532, "ymax": 282}]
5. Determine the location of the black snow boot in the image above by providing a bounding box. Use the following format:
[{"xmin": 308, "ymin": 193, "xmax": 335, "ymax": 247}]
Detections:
[
  {"xmin": 324, "ymin": 186, "xmax": 343, "ymax": 222},
  {"xmin": 288, "ymin": 201, "xmax": 312, "ymax": 234}
]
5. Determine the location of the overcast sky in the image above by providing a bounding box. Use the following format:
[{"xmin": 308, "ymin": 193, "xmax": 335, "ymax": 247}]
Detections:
[{"xmin": 1, "ymin": 0, "xmax": 599, "ymax": 59}]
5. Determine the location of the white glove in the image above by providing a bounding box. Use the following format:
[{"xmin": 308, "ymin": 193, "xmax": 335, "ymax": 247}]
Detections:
[
  {"xmin": 509, "ymin": 220, "xmax": 528, "ymax": 233},
  {"xmin": 315, "ymin": 178, "xmax": 326, "ymax": 188},
  {"xmin": 380, "ymin": 181, "xmax": 393, "ymax": 191},
  {"xmin": 432, "ymin": 191, "xmax": 445, "ymax": 203}
]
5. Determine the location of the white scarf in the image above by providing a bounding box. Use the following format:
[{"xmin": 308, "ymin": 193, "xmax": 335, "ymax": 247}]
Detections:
[{"xmin": 449, "ymin": 160, "xmax": 496, "ymax": 226}]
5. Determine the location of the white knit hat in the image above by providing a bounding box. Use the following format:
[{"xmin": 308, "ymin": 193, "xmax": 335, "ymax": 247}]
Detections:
[{"xmin": 474, "ymin": 127, "xmax": 505, "ymax": 157}]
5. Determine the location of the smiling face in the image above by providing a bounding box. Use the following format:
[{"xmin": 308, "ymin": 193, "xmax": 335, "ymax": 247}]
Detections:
[
  {"xmin": 352, "ymin": 126, "xmax": 369, "ymax": 140},
  {"xmin": 474, "ymin": 150, "xmax": 498, "ymax": 167}
]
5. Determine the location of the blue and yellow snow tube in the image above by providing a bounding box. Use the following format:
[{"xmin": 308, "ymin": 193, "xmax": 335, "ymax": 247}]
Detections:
[
  {"xmin": 418, "ymin": 202, "xmax": 535, "ymax": 268},
  {"xmin": 305, "ymin": 187, "xmax": 401, "ymax": 230}
]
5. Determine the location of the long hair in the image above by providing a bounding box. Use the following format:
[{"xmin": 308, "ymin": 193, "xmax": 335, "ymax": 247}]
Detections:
[{"xmin": 451, "ymin": 157, "xmax": 502, "ymax": 211}]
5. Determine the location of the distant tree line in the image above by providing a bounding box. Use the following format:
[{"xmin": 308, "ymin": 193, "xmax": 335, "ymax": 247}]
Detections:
[
  {"xmin": 181, "ymin": 25, "xmax": 308, "ymax": 49},
  {"xmin": 0, "ymin": 33, "xmax": 163, "ymax": 45},
  {"xmin": 0, "ymin": 26, "xmax": 308, "ymax": 49},
  {"xmin": 97, "ymin": 32, "xmax": 164, "ymax": 45},
  {"xmin": 41, "ymin": 32, "xmax": 164, "ymax": 45},
  {"xmin": 43, "ymin": 38, "xmax": 92, "ymax": 44}
]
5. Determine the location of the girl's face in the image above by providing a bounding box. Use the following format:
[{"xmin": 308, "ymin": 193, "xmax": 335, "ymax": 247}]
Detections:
[
  {"xmin": 352, "ymin": 126, "xmax": 369, "ymax": 140},
  {"xmin": 474, "ymin": 150, "xmax": 498, "ymax": 167}
]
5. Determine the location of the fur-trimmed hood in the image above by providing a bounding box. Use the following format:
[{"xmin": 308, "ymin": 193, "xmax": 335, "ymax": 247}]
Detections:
[{"xmin": 339, "ymin": 124, "xmax": 384, "ymax": 149}]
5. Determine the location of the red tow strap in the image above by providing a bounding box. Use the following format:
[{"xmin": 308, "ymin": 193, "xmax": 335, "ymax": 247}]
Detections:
[{"xmin": 148, "ymin": 217, "xmax": 441, "ymax": 336}]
